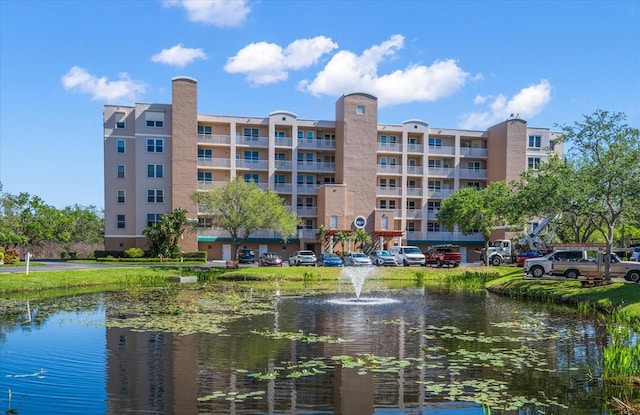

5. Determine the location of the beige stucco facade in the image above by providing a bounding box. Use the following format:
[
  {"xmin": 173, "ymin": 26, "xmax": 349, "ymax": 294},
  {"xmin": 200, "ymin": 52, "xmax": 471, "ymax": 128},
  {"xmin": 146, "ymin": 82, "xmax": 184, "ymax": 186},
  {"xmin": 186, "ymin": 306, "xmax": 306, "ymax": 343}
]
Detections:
[{"xmin": 103, "ymin": 78, "xmax": 562, "ymax": 262}]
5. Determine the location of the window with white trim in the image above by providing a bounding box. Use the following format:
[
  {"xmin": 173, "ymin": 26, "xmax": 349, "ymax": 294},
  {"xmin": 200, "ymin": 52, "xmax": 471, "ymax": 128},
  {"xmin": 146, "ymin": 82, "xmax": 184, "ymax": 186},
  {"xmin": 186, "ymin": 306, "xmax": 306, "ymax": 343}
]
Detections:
[
  {"xmin": 198, "ymin": 148, "xmax": 212, "ymax": 160},
  {"xmin": 427, "ymin": 222, "xmax": 440, "ymax": 232},
  {"xmin": 244, "ymin": 151, "xmax": 258, "ymax": 162},
  {"xmin": 147, "ymin": 139, "xmax": 164, "ymax": 153},
  {"xmin": 244, "ymin": 173, "xmax": 259, "ymax": 183},
  {"xmin": 427, "ymin": 201, "xmax": 441, "ymax": 211},
  {"xmin": 428, "ymin": 180, "xmax": 441, "ymax": 190},
  {"xmin": 528, "ymin": 157, "xmax": 541, "ymax": 170},
  {"xmin": 147, "ymin": 189, "xmax": 164, "ymax": 203},
  {"xmin": 117, "ymin": 165, "xmax": 125, "ymax": 178},
  {"xmin": 147, "ymin": 164, "xmax": 163, "ymax": 178},
  {"xmin": 528, "ymin": 135, "xmax": 541, "ymax": 148},
  {"xmin": 407, "ymin": 222, "xmax": 415, "ymax": 232},
  {"xmin": 117, "ymin": 190, "xmax": 125, "ymax": 204},
  {"xmin": 117, "ymin": 214, "xmax": 125, "ymax": 229},
  {"xmin": 243, "ymin": 128, "xmax": 259, "ymax": 140},
  {"xmin": 117, "ymin": 139, "xmax": 125, "ymax": 153},
  {"xmin": 389, "ymin": 200, "xmax": 396, "ymax": 209},
  {"xmin": 198, "ymin": 171, "xmax": 212, "ymax": 182},
  {"xmin": 428, "ymin": 138, "xmax": 442, "ymax": 147},
  {"xmin": 198, "ymin": 125, "xmax": 212, "ymax": 136},
  {"xmin": 379, "ymin": 178, "xmax": 387, "ymax": 188},
  {"xmin": 147, "ymin": 214, "xmax": 162, "ymax": 227},
  {"xmin": 115, "ymin": 112, "xmax": 126, "ymax": 129},
  {"xmin": 330, "ymin": 215, "xmax": 338, "ymax": 229},
  {"xmin": 379, "ymin": 200, "xmax": 387, "ymax": 209},
  {"xmin": 468, "ymin": 161, "xmax": 481, "ymax": 171},
  {"xmin": 356, "ymin": 105, "xmax": 365, "ymax": 115},
  {"xmin": 145, "ymin": 111, "xmax": 164, "ymax": 128}
]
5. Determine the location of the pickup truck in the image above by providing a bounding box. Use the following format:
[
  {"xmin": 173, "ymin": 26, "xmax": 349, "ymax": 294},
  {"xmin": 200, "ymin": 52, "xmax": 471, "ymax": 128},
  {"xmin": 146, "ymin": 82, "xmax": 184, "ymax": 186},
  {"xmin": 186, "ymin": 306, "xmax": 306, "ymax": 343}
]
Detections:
[
  {"xmin": 424, "ymin": 244, "xmax": 462, "ymax": 268},
  {"xmin": 550, "ymin": 253, "xmax": 640, "ymax": 282},
  {"xmin": 524, "ymin": 249, "xmax": 590, "ymax": 278}
]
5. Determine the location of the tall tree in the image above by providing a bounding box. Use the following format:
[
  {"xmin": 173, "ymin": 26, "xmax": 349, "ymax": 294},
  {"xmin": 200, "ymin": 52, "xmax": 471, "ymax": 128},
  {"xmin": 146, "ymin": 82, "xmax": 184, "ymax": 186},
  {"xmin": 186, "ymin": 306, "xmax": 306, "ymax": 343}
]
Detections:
[
  {"xmin": 437, "ymin": 181, "xmax": 515, "ymax": 252},
  {"xmin": 557, "ymin": 110, "xmax": 640, "ymax": 278},
  {"xmin": 353, "ymin": 229, "xmax": 372, "ymax": 252},
  {"xmin": 143, "ymin": 208, "xmax": 190, "ymax": 258},
  {"xmin": 192, "ymin": 178, "xmax": 299, "ymax": 260}
]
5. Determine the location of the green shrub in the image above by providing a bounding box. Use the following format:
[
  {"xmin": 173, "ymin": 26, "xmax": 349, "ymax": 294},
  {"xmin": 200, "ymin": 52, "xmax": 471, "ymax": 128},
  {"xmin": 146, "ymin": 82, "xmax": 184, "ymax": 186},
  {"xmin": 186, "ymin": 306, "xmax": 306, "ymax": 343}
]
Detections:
[
  {"xmin": 124, "ymin": 247, "xmax": 145, "ymax": 258},
  {"xmin": 4, "ymin": 248, "xmax": 20, "ymax": 265}
]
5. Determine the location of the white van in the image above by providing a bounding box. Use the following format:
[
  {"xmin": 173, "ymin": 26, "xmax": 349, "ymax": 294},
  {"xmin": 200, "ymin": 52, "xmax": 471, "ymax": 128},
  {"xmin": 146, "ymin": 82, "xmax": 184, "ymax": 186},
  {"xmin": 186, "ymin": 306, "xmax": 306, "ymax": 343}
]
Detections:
[{"xmin": 389, "ymin": 246, "xmax": 426, "ymax": 266}]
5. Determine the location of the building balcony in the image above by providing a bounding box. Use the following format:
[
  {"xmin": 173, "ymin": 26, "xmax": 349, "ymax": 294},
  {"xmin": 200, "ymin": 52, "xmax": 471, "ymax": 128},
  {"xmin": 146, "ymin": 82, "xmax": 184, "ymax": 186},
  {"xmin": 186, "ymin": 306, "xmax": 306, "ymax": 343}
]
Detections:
[
  {"xmin": 197, "ymin": 228, "xmax": 286, "ymax": 240},
  {"xmin": 236, "ymin": 135, "xmax": 269, "ymax": 147},
  {"xmin": 377, "ymin": 142, "xmax": 403, "ymax": 152},
  {"xmin": 426, "ymin": 231, "xmax": 484, "ymax": 242},
  {"xmin": 460, "ymin": 147, "xmax": 488, "ymax": 157},
  {"xmin": 275, "ymin": 136, "xmax": 294, "ymax": 147},
  {"xmin": 197, "ymin": 180, "xmax": 225, "ymax": 191},
  {"xmin": 297, "ymin": 206, "xmax": 317, "ymax": 217},
  {"xmin": 377, "ymin": 164, "xmax": 402, "ymax": 174},
  {"xmin": 427, "ymin": 189, "xmax": 455, "ymax": 198},
  {"xmin": 273, "ymin": 183, "xmax": 293, "ymax": 193},
  {"xmin": 406, "ymin": 165, "xmax": 424, "ymax": 175},
  {"xmin": 275, "ymin": 160, "xmax": 293, "ymax": 171},
  {"xmin": 297, "ymin": 160, "xmax": 335, "ymax": 173},
  {"xmin": 197, "ymin": 133, "xmax": 231, "ymax": 145},
  {"xmin": 407, "ymin": 143, "xmax": 424, "ymax": 154},
  {"xmin": 377, "ymin": 186, "xmax": 402, "ymax": 196},
  {"xmin": 428, "ymin": 145, "xmax": 455, "ymax": 156},
  {"xmin": 236, "ymin": 159, "xmax": 269, "ymax": 170},
  {"xmin": 406, "ymin": 187, "xmax": 423, "ymax": 197},
  {"xmin": 459, "ymin": 169, "xmax": 487, "ymax": 179},
  {"xmin": 297, "ymin": 138, "xmax": 336, "ymax": 150},
  {"xmin": 426, "ymin": 210, "xmax": 440, "ymax": 220},
  {"xmin": 198, "ymin": 157, "xmax": 231, "ymax": 168},
  {"xmin": 427, "ymin": 167, "xmax": 455, "ymax": 178},
  {"xmin": 404, "ymin": 208, "xmax": 423, "ymax": 219},
  {"xmin": 297, "ymin": 228, "xmax": 318, "ymax": 239},
  {"xmin": 297, "ymin": 184, "xmax": 319, "ymax": 194}
]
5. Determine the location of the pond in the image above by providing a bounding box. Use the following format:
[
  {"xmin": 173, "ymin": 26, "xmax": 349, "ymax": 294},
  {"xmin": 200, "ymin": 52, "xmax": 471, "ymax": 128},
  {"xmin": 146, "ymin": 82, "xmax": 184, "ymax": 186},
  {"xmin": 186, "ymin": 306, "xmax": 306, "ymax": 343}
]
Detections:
[{"xmin": 0, "ymin": 271, "xmax": 629, "ymax": 414}]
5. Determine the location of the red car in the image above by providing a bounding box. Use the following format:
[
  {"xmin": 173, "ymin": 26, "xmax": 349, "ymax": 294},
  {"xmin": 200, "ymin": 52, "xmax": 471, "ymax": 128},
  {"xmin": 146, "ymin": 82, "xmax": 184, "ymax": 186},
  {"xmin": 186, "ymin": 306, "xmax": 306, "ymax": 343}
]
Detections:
[
  {"xmin": 259, "ymin": 252, "xmax": 283, "ymax": 266},
  {"xmin": 424, "ymin": 245, "xmax": 462, "ymax": 268}
]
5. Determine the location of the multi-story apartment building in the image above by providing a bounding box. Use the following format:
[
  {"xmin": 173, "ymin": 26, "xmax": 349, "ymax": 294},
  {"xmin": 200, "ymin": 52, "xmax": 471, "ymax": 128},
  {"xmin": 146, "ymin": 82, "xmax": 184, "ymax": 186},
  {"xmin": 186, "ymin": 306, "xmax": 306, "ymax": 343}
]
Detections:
[{"xmin": 104, "ymin": 77, "xmax": 562, "ymax": 263}]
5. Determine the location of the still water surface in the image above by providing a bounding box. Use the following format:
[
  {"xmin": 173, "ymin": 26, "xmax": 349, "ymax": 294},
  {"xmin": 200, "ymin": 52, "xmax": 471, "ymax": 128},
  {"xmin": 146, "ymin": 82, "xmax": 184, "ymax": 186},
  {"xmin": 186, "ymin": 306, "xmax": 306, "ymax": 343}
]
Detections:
[{"xmin": 0, "ymin": 284, "xmax": 615, "ymax": 414}]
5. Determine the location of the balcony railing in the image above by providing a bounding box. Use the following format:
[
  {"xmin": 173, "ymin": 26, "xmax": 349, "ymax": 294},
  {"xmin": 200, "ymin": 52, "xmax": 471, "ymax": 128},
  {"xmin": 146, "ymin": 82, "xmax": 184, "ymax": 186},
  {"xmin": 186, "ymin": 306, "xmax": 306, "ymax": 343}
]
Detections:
[
  {"xmin": 198, "ymin": 157, "xmax": 231, "ymax": 168},
  {"xmin": 460, "ymin": 147, "xmax": 488, "ymax": 157},
  {"xmin": 275, "ymin": 160, "xmax": 293, "ymax": 171},
  {"xmin": 406, "ymin": 165, "xmax": 424, "ymax": 175},
  {"xmin": 428, "ymin": 145, "xmax": 455, "ymax": 156},
  {"xmin": 273, "ymin": 183, "xmax": 293, "ymax": 193},
  {"xmin": 297, "ymin": 184, "xmax": 319, "ymax": 194},
  {"xmin": 236, "ymin": 135, "xmax": 269, "ymax": 147},
  {"xmin": 407, "ymin": 143, "xmax": 424, "ymax": 154},
  {"xmin": 297, "ymin": 207, "xmax": 318, "ymax": 217},
  {"xmin": 297, "ymin": 138, "xmax": 336, "ymax": 150},
  {"xmin": 377, "ymin": 142, "xmax": 403, "ymax": 152},
  {"xmin": 297, "ymin": 228, "xmax": 318, "ymax": 239},
  {"xmin": 297, "ymin": 161, "xmax": 335, "ymax": 173},
  {"xmin": 197, "ymin": 228, "xmax": 286, "ymax": 239},
  {"xmin": 236, "ymin": 159, "xmax": 269, "ymax": 170},
  {"xmin": 197, "ymin": 134, "xmax": 231, "ymax": 145},
  {"xmin": 275, "ymin": 137, "xmax": 293, "ymax": 147},
  {"xmin": 459, "ymin": 169, "xmax": 487, "ymax": 179},
  {"xmin": 405, "ymin": 209, "xmax": 423, "ymax": 219},
  {"xmin": 427, "ymin": 189, "xmax": 455, "ymax": 198},
  {"xmin": 403, "ymin": 231, "xmax": 484, "ymax": 242},
  {"xmin": 377, "ymin": 186, "xmax": 402, "ymax": 196},
  {"xmin": 377, "ymin": 164, "xmax": 402, "ymax": 174},
  {"xmin": 406, "ymin": 187, "xmax": 423, "ymax": 197},
  {"xmin": 427, "ymin": 167, "xmax": 455, "ymax": 178}
]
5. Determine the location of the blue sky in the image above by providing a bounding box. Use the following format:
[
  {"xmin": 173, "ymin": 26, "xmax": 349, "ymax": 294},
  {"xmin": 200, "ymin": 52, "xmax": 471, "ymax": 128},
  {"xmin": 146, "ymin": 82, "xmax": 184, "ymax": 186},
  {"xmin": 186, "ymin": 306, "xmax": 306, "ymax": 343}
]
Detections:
[{"xmin": 1, "ymin": 0, "xmax": 638, "ymax": 210}]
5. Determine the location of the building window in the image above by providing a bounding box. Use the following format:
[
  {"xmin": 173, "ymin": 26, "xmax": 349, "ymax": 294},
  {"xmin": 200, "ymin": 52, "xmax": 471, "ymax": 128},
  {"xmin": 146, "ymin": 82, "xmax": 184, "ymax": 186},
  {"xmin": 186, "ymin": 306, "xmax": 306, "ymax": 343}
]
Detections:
[
  {"xmin": 389, "ymin": 135, "xmax": 397, "ymax": 144},
  {"xmin": 407, "ymin": 222, "xmax": 415, "ymax": 232},
  {"xmin": 244, "ymin": 173, "xmax": 259, "ymax": 183},
  {"xmin": 117, "ymin": 214, "xmax": 125, "ymax": 229},
  {"xmin": 117, "ymin": 139, "xmax": 125, "ymax": 154},
  {"xmin": 381, "ymin": 215, "xmax": 388, "ymax": 230},
  {"xmin": 356, "ymin": 105, "xmax": 365, "ymax": 115},
  {"xmin": 528, "ymin": 135, "xmax": 541, "ymax": 148},
  {"xmin": 147, "ymin": 214, "xmax": 162, "ymax": 227},
  {"xmin": 379, "ymin": 178, "xmax": 387, "ymax": 188},
  {"xmin": 117, "ymin": 165, "xmax": 125, "ymax": 179},
  {"xmin": 198, "ymin": 148, "xmax": 212, "ymax": 160},
  {"xmin": 244, "ymin": 151, "xmax": 258, "ymax": 162},
  {"xmin": 147, "ymin": 139, "xmax": 164, "ymax": 153},
  {"xmin": 380, "ymin": 156, "xmax": 387, "ymax": 166},
  {"xmin": 330, "ymin": 215, "xmax": 338, "ymax": 229},
  {"xmin": 428, "ymin": 159, "xmax": 441, "ymax": 168},
  {"xmin": 379, "ymin": 200, "xmax": 387, "ymax": 209},
  {"xmin": 147, "ymin": 164, "xmax": 163, "ymax": 178},
  {"xmin": 274, "ymin": 131, "xmax": 286, "ymax": 138},
  {"xmin": 468, "ymin": 161, "xmax": 481, "ymax": 171},
  {"xmin": 389, "ymin": 179, "xmax": 396, "ymax": 188},
  {"xmin": 389, "ymin": 157, "xmax": 396, "ymax": 166},
  {"xmin": 549, "ymin": 140, "xmax": 555, "ymax": 151},
  {"xmin": 275, "ymin": 153, "xmax": 285, "ymax": 161},
  {"xmin": 198, "ymin": 125, "xmax": 212, "ymax": 136},
  {"xmin": 428, "ymin": 180, "xmax": 441, "ymax": 190},
  {"xmin": 304, "ymin": 219, "xmax": 314, "ymax": 229},
  {"xmin": 275, "ymin": 174, "xmax": 285, "ymax": 184},
  {"xmin": 428, "ymin": 138, "xmax": 442, "ymax": 147},
  {"xmin": 198, "ymin": 217, "xmax": 213, "ymax": 227},
  {"xmin": 243, "ymin": 128, "xmax": 259, "ymax": 140},
  {"xmin": 306, "ymin": 175, "xmax": 314, "ymax": 185},
  {"xmin": 147, "ymin": 189, "xmax": 164, "ymax": 203},
  {"xmin": 145, "ymin": 111, "xmax": 164, "ymax": 128},
  {"xmin": 306, "ymin": 131, "xmax": 314, "ymax": 141},
  {"xmin": 115, "ymin": 112, "xmax": 126, "ymax": 129},
  {"xmin": 407, "ymin": 179, "xmax": 416, "ymax": 188},
  {"xmin": 467, "ymin": 182, "xmax": 481, "ymax": 189},
  {"xmin": 306, "ymin": 197, "xmax": 314, "ymax": 207},
  {"xmin": 198, "ymin": 171, "xmax": 212, "ymax": 182},
  {"xmin": 427, "ymin": 201, "xmax": 440, "ymax": 211},
  {"xmin": 528, "ymin": 157, "xmax": 541, "ymax": 170},
  {"xmin": 389, "ymin": 200, "xmax": 396, "ymax": 209},
  {"xmin": 117, "ymin": 190, "xmax": 125, "ymax": 204},
  {"xmin": 380, "ymin": 135, "xmax": 387, "ymax": 143},
  {"xmin": 427, "ymin": 222, "xmax": 440, "ymax": 232},
  {"xmin": 407, "ymin": 200, "xmax": 416, "ymax": 209}
]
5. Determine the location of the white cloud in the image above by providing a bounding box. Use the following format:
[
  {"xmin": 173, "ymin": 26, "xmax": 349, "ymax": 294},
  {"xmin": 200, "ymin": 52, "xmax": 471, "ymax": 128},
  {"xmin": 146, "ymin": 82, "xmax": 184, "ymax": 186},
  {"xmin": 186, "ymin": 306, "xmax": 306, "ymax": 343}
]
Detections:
[
  {"xmin": 473, "ymin": 94, "xmax": 488, "ymax": 104},
  {"xmin": 61, "ymin": 66, "xmax": 146, "ymax": 102},
  {"xmin": 298, "ymin": 35, "xmax": 469, "ymax": 107},
  {"xmin": 459, "ymin": 79, "xmax": 552, "ymax": 129},
  {"xmin": 163, "ymin": 0, "xmax": 250, "ymax": 27},
  {"xmin": 151, "ymin": 43, "xmax": 207, "ymax": 68},
  {"xmin": 225, "ymin": 36, "xmax": 338, "ymax": 85}
]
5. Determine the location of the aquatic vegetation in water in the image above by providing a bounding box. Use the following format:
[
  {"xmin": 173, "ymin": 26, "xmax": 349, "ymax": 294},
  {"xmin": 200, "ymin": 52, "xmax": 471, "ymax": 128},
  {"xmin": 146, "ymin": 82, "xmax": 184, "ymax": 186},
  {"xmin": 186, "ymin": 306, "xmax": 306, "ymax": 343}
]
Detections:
[{"xmin": 251, "ymin": 329, "xmax": 352, "ymax": 344}]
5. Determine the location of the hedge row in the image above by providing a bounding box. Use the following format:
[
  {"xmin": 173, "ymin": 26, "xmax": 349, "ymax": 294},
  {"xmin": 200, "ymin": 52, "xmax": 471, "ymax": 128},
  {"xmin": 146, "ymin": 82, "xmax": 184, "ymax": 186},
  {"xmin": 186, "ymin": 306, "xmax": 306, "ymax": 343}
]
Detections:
[{"xmin": 93, "ymin": 250, "xmax": 207, "ymax": 261}]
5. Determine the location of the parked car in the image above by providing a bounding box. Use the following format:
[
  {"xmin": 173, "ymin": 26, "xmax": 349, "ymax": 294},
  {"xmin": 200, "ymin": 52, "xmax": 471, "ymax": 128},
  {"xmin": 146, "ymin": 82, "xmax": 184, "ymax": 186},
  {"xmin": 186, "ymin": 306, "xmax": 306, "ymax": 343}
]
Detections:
[
  {"xmin": 517, "ymin": 250, "xmax": 545, "ymax": 267},
  {"xmin": 523, "ymin": 249, "xmax": 591, "ymax": 278},
  {"xmin": 424, "ymin": 244, "xmax": 462, "ymax": 268},
  {"xmin": 316, "ymin": 252, "xmax": 344, "ymax": 267},
  {"xmin": 239, "ymin": 249, "xmax": 255, "ymax": 264},
  {"xmin": 259, "ymin": 252, "xmax": 283, "ymax": 267},
  {"xmin": 344, "ymin": 252, "xmax": 372, "ymax": 266},
  {"xmin": 288, "ymin": 250, "xmax": 317, "ymax": 266},
  {"xmin": 389, "ymin": 246, "xmax": 426, "ymax": 266},
  {"xmin": 369, "ymin": 250, "xmax": 397, "ymax": 266}
]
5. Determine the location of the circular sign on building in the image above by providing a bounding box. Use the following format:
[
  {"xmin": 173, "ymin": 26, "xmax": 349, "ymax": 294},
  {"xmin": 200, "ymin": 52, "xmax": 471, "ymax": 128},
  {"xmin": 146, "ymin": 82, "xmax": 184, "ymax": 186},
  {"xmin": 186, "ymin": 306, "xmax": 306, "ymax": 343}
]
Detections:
[{"xmin": 354, "ymin": 216, "xmax": 367, "ymax": 229}]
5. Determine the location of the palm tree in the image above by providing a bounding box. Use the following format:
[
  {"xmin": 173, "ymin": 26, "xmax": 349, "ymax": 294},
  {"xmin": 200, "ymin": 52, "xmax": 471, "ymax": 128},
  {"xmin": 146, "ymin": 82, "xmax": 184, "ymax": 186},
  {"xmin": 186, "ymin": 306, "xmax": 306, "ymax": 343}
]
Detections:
[
  {"xmin": 334, "ymin": 231, "xmax": 350, "ymax": 255},
  {"xmin": 315, "ymin": 224, "xmax": 327, "ymax": 253},
  {"xmin": 354, "ymin": 229, "xmax": 372, "ymax": 252}
]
